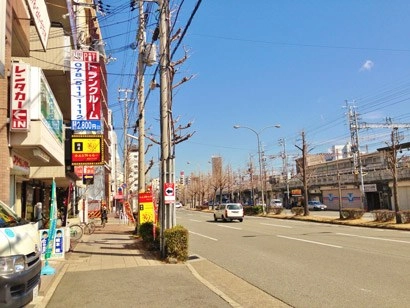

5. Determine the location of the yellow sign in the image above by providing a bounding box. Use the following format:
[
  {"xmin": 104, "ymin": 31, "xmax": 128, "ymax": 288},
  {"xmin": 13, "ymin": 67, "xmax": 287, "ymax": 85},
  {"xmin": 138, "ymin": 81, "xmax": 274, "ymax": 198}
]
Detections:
[
  {"xmin": 71, "ymin": 134, "xmax": 104, "ymax": 165},
  {"xmin": 139, "ymin": 192, "xmax": 154, "ymax": 224}
]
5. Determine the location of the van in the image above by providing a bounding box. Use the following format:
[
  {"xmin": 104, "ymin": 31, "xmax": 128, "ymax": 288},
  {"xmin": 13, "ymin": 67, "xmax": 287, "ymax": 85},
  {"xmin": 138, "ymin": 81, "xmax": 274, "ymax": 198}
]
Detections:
[
  {"xmin": 213, "ymin": 203, "xmax": 244, "ymax": 222},
  {"xmin": 0, "ymin": 200, "xmax": 42, "ymax": 307}
]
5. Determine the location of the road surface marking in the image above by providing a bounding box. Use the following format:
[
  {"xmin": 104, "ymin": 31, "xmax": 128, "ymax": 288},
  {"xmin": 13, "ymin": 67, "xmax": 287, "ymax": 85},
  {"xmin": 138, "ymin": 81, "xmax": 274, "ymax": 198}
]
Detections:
[
  {"xmin": 189, "ymin": 231, "xmax": 218, "ymax": 241},
  {"xmin": 277, "ymin": 235, "xmax": 343, "ymax": 248},
  {"xmin": 336, "ymin": 232, "xmax": 410, "ymax": 244},
  {"xmin": 260, "ymin": 223, "xmax": 292, "ymax": 229},
  {"xmin": 217, "ymin": 224, "xmax": 242, "ymax": 230},
  {"xmin": 190, "ymin": 219, "xmax": 202, "ymax": 222}
]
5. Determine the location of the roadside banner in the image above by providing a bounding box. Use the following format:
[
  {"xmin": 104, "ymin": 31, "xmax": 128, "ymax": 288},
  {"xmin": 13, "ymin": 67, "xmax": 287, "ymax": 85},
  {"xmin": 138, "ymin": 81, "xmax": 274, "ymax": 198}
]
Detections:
[
  {"xmin": 124, "ymin": 201, "xmax": 135, "ymax": 223},
  {"xmin": 41, "ymin": 178, "xmax": 57, "ymax": 275}
]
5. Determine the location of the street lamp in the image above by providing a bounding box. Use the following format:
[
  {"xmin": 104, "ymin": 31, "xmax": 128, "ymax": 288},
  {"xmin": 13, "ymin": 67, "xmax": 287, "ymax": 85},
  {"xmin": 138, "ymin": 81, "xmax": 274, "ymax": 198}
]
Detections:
[{"xmin": 234, "ymin": 124, "xmax": 280, "ymax": 215}]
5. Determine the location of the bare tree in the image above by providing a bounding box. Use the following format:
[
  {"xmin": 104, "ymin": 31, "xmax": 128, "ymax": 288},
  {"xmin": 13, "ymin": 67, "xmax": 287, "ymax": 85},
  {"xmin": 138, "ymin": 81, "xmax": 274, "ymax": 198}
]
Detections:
[{"xmin": 295, "ymin": 131, "xmax": 313, "ymax": 216}]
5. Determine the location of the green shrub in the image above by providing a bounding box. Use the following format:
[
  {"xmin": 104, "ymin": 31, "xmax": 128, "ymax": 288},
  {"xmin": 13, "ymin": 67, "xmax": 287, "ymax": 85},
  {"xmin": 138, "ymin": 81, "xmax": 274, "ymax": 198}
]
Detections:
[
  {"xmin": 371, "ymin": 210, "xmax": 395, "ymax": 222},
  {"xmin": 164, "ymin": 225, "xmax": 189, "ymax": 262},
  {"xmin": 291, "ymin": 206, "xmax": 304, "ymax": 216},
  {"xmin": 340, "ymin": 208, "xmax": 365, "ymax": 220},
  {"xmin": 243, "ymin": 205, "xmax": 263, "ymax": 215},
  {"xmin": 138, "ymin": 222, "xmax": 160, "ymax": 249},
  {"xmin": 399, "ymin": 210, "xmax": 410, "ymax": 223}
]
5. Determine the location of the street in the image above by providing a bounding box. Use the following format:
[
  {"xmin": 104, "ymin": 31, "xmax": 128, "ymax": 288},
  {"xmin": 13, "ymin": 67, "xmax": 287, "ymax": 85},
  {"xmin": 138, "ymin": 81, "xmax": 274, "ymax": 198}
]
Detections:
[{"xmin": 177, "ymin": 209, "xmax": 410, "ymax": 308}]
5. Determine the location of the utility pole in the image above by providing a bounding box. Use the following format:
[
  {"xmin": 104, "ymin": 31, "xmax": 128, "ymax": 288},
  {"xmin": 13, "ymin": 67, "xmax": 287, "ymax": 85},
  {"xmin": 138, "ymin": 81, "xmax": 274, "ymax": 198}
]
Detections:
[
  {"xmin": 279, "ymin": 138, "xmax": 290, "ymax": 208},
  {"xmin": 295, "ymin": 131, "xmax": 309, "ymax": 216},
  {"xmin": 336, "ymin": 150, "xmax": 343, "ymax": 218},
  {"xmin": 158, "ymin": 0, "xmax": 172, "ymax": 257},
  {"xmin": 390, "ymin": 128, "xmax": 400, "ymax": 222},
  {"xmin": 346, "ymin": 101, "xmax": 366, "ymax": 209},
  {"xmin": 137, "ymin": 0, "xmax": 146, "ymax": 195},
  {"xmin": 347, "ymin": 100, "xmax": 410, "ymax": 211},
  {"xmin": 118, "ymin": 88, "xmax": 133, "ymax": 198},
  {"xmin": 302, "ymin": 132, "xmax": 309, "ymax": 216}
]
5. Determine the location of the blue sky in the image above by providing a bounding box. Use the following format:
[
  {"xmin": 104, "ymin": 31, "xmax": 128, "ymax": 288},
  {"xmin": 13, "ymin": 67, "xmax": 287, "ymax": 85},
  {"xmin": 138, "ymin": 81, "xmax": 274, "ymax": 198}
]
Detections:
[{"xmin": 98, "ymin": 0, "xmax": 410, "ymax": 178}]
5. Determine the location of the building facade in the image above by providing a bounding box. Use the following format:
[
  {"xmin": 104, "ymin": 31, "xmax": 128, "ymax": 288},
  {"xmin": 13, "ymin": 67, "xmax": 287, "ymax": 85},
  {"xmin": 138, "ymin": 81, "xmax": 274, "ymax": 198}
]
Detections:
[
  {"xmin": 270, "ymin": 150, "xmax": 410, "ymax": 211},
  {"xmin": 1, "ymin": 0, "xmax": 113, "ymax": 219}
]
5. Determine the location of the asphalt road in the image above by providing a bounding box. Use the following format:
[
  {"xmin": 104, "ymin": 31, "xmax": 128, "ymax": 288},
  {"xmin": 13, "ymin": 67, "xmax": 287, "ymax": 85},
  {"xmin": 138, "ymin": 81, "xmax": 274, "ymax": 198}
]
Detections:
[{"xmin": 176, "ymin": 209, "xmax": 410, "ymax": 308}]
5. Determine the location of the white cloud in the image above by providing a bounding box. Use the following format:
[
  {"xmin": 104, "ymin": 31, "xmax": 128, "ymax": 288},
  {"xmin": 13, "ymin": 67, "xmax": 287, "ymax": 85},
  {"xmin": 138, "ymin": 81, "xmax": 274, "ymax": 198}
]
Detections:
[{"xmin": 360, "ymin": 60, "xmax": 374, "ymax": 72}]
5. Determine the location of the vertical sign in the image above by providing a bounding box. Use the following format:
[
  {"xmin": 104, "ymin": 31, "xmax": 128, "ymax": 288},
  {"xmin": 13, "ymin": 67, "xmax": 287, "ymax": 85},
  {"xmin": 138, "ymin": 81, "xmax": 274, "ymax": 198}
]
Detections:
[
  {"xmin": 70, "ymin": 50, "xmax": 101, "ymax": 131},
  {"xmin": 26, "ymin": 0, "xmax": 50, "ymax": 51},
  {"xmin": 139, "ymin": 192, "xmax": 154, "ymax": 224},
  {"xmin": 10, "ymin": 63, "xmax": 30, "ymax": 132}
]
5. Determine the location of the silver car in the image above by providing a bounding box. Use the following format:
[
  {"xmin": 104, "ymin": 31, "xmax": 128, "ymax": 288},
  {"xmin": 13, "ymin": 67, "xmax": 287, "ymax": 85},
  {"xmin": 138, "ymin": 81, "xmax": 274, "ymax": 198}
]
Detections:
[{"xmin": 214, "ymin": 203, "xmax": 244, "ymax": 222}]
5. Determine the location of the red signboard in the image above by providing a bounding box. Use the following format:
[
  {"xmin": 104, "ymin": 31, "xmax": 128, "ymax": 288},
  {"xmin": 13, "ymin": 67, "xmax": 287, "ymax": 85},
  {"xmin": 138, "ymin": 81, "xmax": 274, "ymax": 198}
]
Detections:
[
  {"xmin": 10, "ymin": 63, "xmax": 30, "ymax": 131},
  {"xmin": 139, "ymin": 192, "xmax": 153, "ymax": 203},
  {"xmin": 86, "ymin": 62, "xmax": 101, "ymax": 121}
]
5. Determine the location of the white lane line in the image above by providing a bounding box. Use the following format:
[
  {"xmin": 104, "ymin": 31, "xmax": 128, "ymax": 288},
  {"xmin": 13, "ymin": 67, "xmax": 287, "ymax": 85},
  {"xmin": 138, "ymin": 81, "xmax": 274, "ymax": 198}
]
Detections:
[
  {"xmin": 277, "ymin": 235, "xmax": 343, "ymax": 248},
  {"xmin": 336, "ymin": 232, "xmax": 410, "ymax": 244},
  {"xmin": 189, "ymin": 231, "xmax": 218, "ymax": 241},
  {"xmin": 260, "ymin": 223, "xmax": 292, "ymax": 229},
  {"xmin": 217, "ymin": 224, "xmax": 242, "ymax": 230},
  {"xmin": 190, "ymin": 219, "xmax": 202, "ymax": 222}
]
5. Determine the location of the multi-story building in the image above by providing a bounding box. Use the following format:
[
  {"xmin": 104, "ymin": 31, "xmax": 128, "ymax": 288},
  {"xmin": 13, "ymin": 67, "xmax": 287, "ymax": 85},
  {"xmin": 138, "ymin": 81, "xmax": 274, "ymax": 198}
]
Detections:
[
  {"xmin": 270, "ymin": 148, "xmax": 410, "ymax": 211},
  {"xmin": 1, "ymin": 0, "xmax": 113, "ymax": 219}
]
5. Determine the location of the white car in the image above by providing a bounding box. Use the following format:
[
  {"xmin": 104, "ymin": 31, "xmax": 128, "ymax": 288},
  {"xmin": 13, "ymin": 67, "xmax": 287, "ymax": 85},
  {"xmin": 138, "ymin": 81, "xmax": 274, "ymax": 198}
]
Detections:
[
  {"xmin": 175, "ymin": 202, "xmax": 183, "ymax": 208},
  {"xmin": 308, "ymin": 201, "xmax": 327, "ymax": 211},
  {"xmin": 270, "ymin": 199, "xmax": 283, "ymax": 207},
  {"xmin": 214, "ymin": 203, "xmax": 244, "ymax": 222}
]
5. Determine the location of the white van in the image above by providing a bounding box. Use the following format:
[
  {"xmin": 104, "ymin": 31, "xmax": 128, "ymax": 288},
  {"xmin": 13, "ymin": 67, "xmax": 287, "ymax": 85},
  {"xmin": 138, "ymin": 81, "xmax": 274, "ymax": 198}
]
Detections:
[{"xmin": 0, "ymin": 200, "xmax": 42, "ymax": 307}]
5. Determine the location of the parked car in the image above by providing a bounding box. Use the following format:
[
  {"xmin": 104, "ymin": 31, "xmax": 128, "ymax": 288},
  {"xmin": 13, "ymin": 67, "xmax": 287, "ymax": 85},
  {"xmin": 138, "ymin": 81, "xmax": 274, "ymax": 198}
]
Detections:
[
  {"xmin": 270, "ymin": 199, "xmax": 283, "ymax": 207},
  {"xmin": 175, "ymin": 202, "xmax": 183, "ymax": 208},
  {"xmin": 308, "ymin": 200, "xmax": 327, "ymax": 211},
  {"xmin": 214, "ymin": 203, "xmax": 244, "ymax": 222}
]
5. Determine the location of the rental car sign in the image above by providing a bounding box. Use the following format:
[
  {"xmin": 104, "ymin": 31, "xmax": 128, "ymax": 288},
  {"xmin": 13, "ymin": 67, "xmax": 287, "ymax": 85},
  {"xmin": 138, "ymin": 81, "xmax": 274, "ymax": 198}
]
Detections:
[{"xmin": 10, "ymin": 63, "xmax": 30, "ymax": 132}]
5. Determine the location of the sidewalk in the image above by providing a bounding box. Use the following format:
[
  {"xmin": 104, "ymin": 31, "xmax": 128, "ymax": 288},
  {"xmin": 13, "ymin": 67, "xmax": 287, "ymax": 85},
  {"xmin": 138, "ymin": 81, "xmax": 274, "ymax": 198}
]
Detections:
[{"xmin": 29, "ymin": 214, "xmax": 288, "ymax": 308}]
